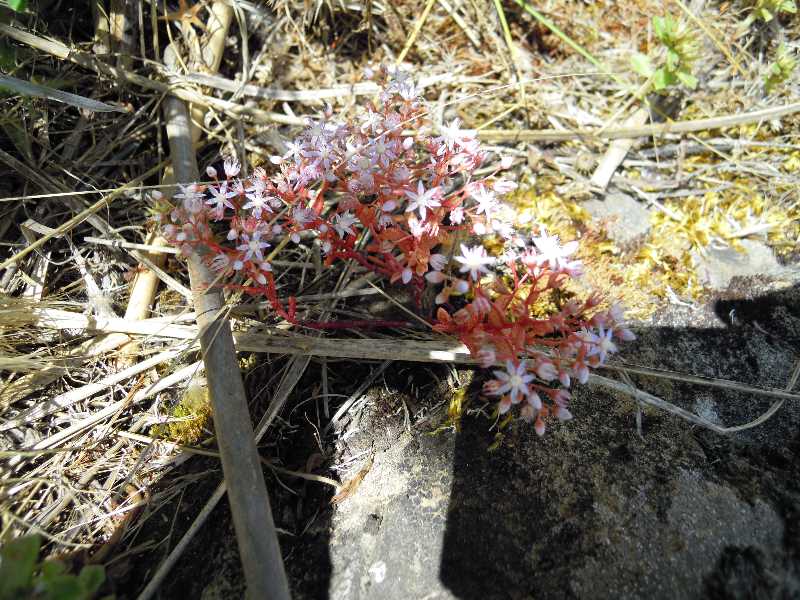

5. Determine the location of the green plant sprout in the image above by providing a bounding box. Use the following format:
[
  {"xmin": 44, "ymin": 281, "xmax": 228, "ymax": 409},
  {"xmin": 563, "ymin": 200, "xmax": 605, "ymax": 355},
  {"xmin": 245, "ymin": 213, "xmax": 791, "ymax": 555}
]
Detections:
[
  {"xmin": 0, "ymin": 534, "xmax": 110, "ymax": 600},
  {"xmin": 5, "ymin": 0, "xmax": 28, "ymax": 12},
  {"xmin": 631, "ymin": 15, "xmax": 700, "ymax": 91},
  {"xmin": 743, "ymin": 0, "xmax": 797, "ymax": 26},
  {"xmin": 764, "ymin": 43, "xmax": 797, "ymax": 93}
]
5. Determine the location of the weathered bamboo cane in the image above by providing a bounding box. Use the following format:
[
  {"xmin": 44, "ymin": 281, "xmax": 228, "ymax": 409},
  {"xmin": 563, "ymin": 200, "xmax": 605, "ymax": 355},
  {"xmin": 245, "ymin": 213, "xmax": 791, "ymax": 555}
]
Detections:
[{"xmin": 161, "ymin": 40, "xmax": 291, "ymax": 600}]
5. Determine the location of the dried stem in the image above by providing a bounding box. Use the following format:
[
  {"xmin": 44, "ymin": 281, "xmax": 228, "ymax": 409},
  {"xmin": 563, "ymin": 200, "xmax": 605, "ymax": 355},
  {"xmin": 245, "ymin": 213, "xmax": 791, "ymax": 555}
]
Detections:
[{"xmin": 158, "ymin": 28, "xmax": 290, "ymax": 600}]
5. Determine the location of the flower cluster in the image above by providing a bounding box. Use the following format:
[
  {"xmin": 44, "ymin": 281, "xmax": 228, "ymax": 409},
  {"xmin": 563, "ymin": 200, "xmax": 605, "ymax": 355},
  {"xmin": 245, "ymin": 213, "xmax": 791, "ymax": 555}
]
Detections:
[
  {"xmin": 434, "ymin": 228, "xmax": 634, "ymax": 435},
  {"xmin": 154, "ymin": 65, "xmax": 633, "ymax": 434}
]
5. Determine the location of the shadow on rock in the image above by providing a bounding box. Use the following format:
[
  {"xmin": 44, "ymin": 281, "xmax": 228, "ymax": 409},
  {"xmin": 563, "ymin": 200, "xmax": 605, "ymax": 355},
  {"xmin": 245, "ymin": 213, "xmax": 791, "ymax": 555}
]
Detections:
[{"xmin": 440, "ymin": 282, "xmax": 800, "ymax": 600}]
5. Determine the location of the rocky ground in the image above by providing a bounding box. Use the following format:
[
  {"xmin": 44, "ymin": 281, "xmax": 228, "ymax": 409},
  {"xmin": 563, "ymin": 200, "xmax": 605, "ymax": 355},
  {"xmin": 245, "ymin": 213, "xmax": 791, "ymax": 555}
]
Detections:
[{"xmin": 134, "ymin": 246, "xmax": 800, "ymax": 600}]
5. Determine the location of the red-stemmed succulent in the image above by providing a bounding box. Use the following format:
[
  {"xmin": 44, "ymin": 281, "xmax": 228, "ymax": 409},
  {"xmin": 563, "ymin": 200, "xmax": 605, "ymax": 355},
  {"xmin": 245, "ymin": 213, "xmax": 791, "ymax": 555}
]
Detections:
[{"xmin": 154, "ymin": 65, "xmax": 634, "ymax": 434}]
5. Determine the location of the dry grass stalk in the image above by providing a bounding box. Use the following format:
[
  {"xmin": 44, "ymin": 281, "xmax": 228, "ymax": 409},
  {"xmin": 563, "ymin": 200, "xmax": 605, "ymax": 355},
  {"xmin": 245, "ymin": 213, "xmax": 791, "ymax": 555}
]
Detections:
[
  {"xmin": 175, "ymin": 71, "xmax": 460, "ymax": 101},
  {"xmin": 0, "ymin": 23, "xmax": 304, "ymax": 125},
  {"xmin": 0, "ymin": 336, "xmax": 136, "ymax": 410},
  {"xmin": 0, "ymin": 160, "xmax": 167, "ymax": 272},
  {"xmin": 11, "ymin": 360, "xmax": 201, "ymax": 456},
  {"xmin": 0, "ymin": 347, "xmax": 186, "ymax": 432},
  {"xmin": 479, "ymin": 100, "xmax": 800, "ymax": 141},
  {"xmin": 116, "ymin": 233, "xmax": 170, "ymax": 366},
  {"xmin": 397, "ymin": 0, "xmax": 437, "ymax": 64},
  {"xmin": 109, "ymin": 0, "xmax": 135, "ymax": 70},
  {"xmin": 18, "ymin": 307, "xmax": 800, "ymax": 406}
]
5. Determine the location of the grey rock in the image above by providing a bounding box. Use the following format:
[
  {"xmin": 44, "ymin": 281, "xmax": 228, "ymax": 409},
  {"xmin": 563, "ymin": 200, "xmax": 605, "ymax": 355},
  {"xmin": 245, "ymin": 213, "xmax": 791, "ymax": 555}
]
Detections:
[
  {"xmin": 583, "ymin": 193, "xmax": 651, "ymax": 245},
  {"xmin": 327, "ymin": 432, "xmax": 456, "ymax": 600},
  {"xmin": 317, "ymin": 284, "xmax": 800, "ymax": 600},
  {"xmin": 693, "ymin": 239, "xmax": 794, "ymax": 290}
]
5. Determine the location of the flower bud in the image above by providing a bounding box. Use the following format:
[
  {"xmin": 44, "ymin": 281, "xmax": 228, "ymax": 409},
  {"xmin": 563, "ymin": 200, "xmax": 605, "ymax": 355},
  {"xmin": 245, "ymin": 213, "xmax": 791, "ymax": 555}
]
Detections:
[
  {"xmin": 552, "ymin": 389, "xmax": 570, "ymax": 406},
  {"xmin": 449, "ymin": 206, "xmax": 464, "ymax": 224},
  {"xmin": 555, "ymin": 406, "xmax": 573, "ymax": 421},
  {"xmin": 453, "ymin": 308, "xmax": 471, "ymax": 325},
  {"xmin": 535, "ymin": 360, "xmax": 558, "ymax": 381},
  {"xmin": 425, "ymin": 270, "xmax": 445, "ymax": 284},
  {"xmin": 224, "ymin": 157, "xmax": 240, "ymax": 178},
  {"xmin": 575, "ymin": 364, "xmax": 589, "ymax": 384},
  {"xmin": 429, "ymin": 253, "xmax": 447, "ymax": 271},
  {"xmin": 476, "ymin": 346, "xmax": 496, "ymax": 368},
  {"xmin": 493, "ymin": 179, "xmax": 517, "ymax": 194},
  {"xmin": 471, "ymin": 295, "xmax": 491, "ymax": 315},
  {"xmin": 558, "ymin": 370, "xmax": 571, "ymax": 387},
  {"xmin": 616, "ymin": 328, "xmax": 636, "ymax": 341}
]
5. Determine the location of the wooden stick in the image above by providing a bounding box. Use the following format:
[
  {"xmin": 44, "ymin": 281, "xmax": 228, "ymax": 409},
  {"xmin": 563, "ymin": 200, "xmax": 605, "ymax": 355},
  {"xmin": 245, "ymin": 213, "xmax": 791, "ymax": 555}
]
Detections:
[
  {"xmin": 116, "ymin": 232, "xmax": 170, "ymax": 366},
  {"xmin": 161, "ymin": 35, "xmax": 291, "ymax": 600},
  {"xmin": 0, "ymin": 23, "xmax": 302, "ymax": 126},
  {"xmin": 590, "ymin": 108, "xmax": 650, "ymax": 191},
  {"xmin": 25, "ymin": 307, "xmax": 800, "ymax": 405}
]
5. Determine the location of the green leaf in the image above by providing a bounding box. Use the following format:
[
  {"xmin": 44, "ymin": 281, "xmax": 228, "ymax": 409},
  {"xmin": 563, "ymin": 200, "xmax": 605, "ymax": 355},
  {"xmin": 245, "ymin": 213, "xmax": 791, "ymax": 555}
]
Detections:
[
  {"xmin": 78, "ymin": 565, "xmax": 106, "ymax": 596},
  {"xmin": 41, "ymin": 560, "xmax": 68, "ymax": 578},
  {"xmin": 778, "ymin": 0, "xmax": 797, "ymax": 14},
  {"xmin": 652, "ymin": 68, "xmax": 675, "ymax": 90},
  {"xmin": 40, "ymin": 575, "xmax": 82, "ymax": 600},
  {"xmin": 8, "ymin": 0, "xmax": 28, "ymax": 12},
  {"xmin": 0, "ymin": 75, "xmax": 125, "ymax": 113},
  {"xmin": 666, "ymin": 49, "xmax": 680, "ymax": 70},
  {"xmin": 676, "ymin": 70, "xmax": 698, "ymax": 89},
  {"xmin": 0, "ymin": 534, "xmax": 40, "ymax": 598},
  {"xmin": 652, "ymin": 16, "xmax": 666, "ymax": 40},
  {"xmin": 653, "ymin": 14, "xmax": 677, "ymax": 43},
  {"xmin": 631, "ymin": 53, "xmax": 654, "ymax": 77}
]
